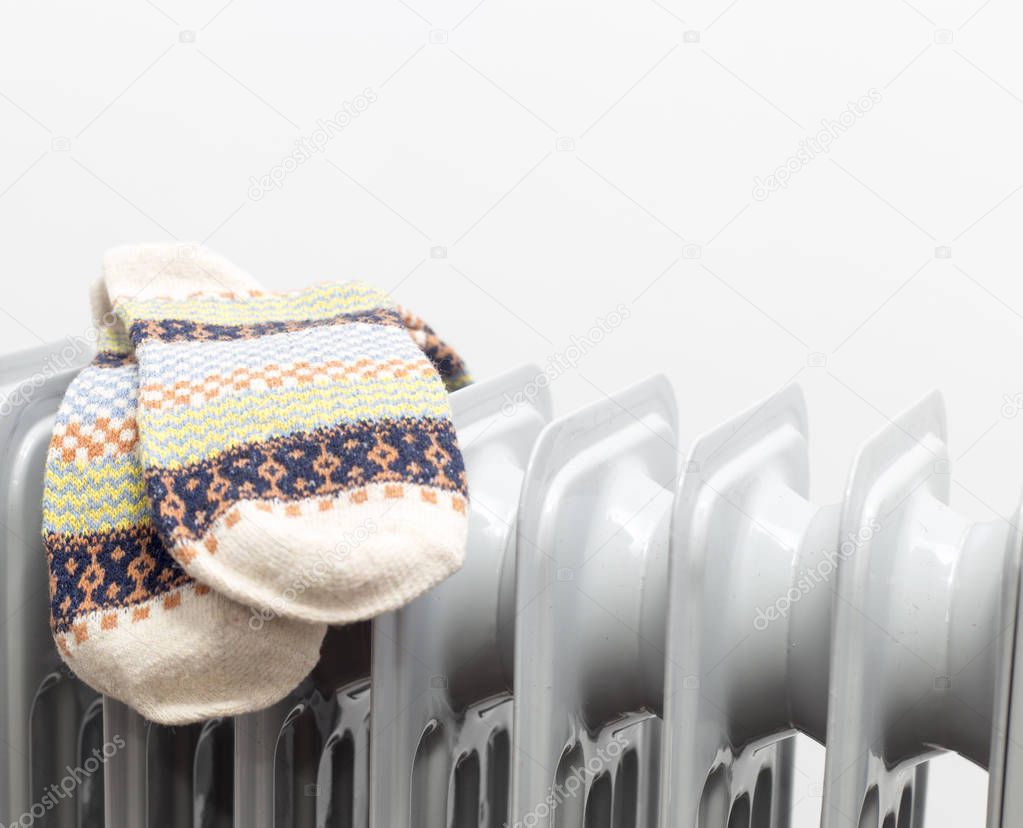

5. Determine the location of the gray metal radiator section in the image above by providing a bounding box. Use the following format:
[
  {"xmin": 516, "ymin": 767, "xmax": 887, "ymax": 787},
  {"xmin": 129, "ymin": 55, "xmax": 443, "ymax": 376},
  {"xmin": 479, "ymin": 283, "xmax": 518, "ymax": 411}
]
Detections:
[{"xmin": 9, "ymin": 342, "xmax": 1021, "ymax": 827}]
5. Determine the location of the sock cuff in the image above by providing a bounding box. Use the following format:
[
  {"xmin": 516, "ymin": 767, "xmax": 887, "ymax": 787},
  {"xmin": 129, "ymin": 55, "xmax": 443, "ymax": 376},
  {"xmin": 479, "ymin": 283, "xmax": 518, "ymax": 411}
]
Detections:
[{"xmin": 103, "ymin": 243, "xmax": 263, "ymax": 305}]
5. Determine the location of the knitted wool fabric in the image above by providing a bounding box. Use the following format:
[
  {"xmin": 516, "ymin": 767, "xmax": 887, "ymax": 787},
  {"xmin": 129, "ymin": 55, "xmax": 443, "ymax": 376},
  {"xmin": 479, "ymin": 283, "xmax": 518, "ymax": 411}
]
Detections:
[
  {"xmin": 42, "ymin": 273, "xmax": 327, "ymax": 725},
  {"xmin": 399, "ymin": 307, "xmax": 472, "ymax": 392},
  {"xmin": 103, "ymin": 244, "xmax": 469, "ymax": 624}
]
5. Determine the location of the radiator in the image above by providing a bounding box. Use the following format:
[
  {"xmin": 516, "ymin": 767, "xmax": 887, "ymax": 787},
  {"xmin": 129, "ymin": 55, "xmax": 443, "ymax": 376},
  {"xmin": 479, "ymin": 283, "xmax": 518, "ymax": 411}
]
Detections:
[{"xmin": 1, "ymin": 344, "xmax": 1020, "ymax": 828}]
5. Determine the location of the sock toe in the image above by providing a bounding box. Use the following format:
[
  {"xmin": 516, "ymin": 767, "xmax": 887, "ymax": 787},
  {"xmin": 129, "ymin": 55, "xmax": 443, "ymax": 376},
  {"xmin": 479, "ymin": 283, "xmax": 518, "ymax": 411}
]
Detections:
[
  {"xmin": 179, "ymin": 482, "xmax": 469, "ymax": 624},
  {"xmin": 55, "ymin": 582, "xmax": 326, "ymax": 725}
]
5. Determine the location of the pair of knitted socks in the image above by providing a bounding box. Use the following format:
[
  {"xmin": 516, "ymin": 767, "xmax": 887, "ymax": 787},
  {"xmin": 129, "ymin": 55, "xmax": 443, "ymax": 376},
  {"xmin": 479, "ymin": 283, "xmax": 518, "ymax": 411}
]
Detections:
[{"xmin": 42, "ymin": 244, "xmax": 469, "ymax": 723}]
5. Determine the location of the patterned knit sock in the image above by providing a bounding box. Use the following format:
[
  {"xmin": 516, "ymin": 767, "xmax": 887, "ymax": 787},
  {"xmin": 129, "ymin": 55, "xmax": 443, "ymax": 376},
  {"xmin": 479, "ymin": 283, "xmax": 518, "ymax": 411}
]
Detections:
[
  {"xmin": 42, "ymin": 254, "xmax": 327, "ymax": 725},
  {"xmin": 103, "ymin": 244, "xmax": 469, "ymax": 625}
]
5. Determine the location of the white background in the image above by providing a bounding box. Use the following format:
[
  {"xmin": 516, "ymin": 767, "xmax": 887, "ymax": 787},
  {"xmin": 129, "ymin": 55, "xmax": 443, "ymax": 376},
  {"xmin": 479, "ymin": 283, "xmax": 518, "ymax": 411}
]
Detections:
[{"xmin": 2, "ymin": 0, "xmax": 1017, "ymax": 823}]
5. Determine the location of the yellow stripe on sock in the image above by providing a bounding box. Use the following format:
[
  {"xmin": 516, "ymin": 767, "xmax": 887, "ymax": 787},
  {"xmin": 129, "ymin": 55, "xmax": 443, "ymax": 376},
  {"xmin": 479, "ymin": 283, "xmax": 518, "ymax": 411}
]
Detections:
[
  {"xmin": 139, "ymin": 376, "xmax": 452, "ymax": 468},
  {"xmin": 96, "ymin": 325, "xmax": 132, "ymax": 354},
  {"xmin": 43, "ymin": 465, "xmax": 149, "ymax": 533},
  {"xmin": 118, "ymin": 282, "xmax": 392, "ymax": 325}
]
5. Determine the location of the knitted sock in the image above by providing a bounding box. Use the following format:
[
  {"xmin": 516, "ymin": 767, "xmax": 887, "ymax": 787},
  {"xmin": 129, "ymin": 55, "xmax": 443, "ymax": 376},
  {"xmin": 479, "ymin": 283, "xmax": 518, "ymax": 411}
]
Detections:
[
  {"xmin": 42, "ymin": 251, "xmax": 327, "ymax": 725},
  {"xmin": 103, "ymin": 244, "xmax": 469, "ymax": 625}
]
